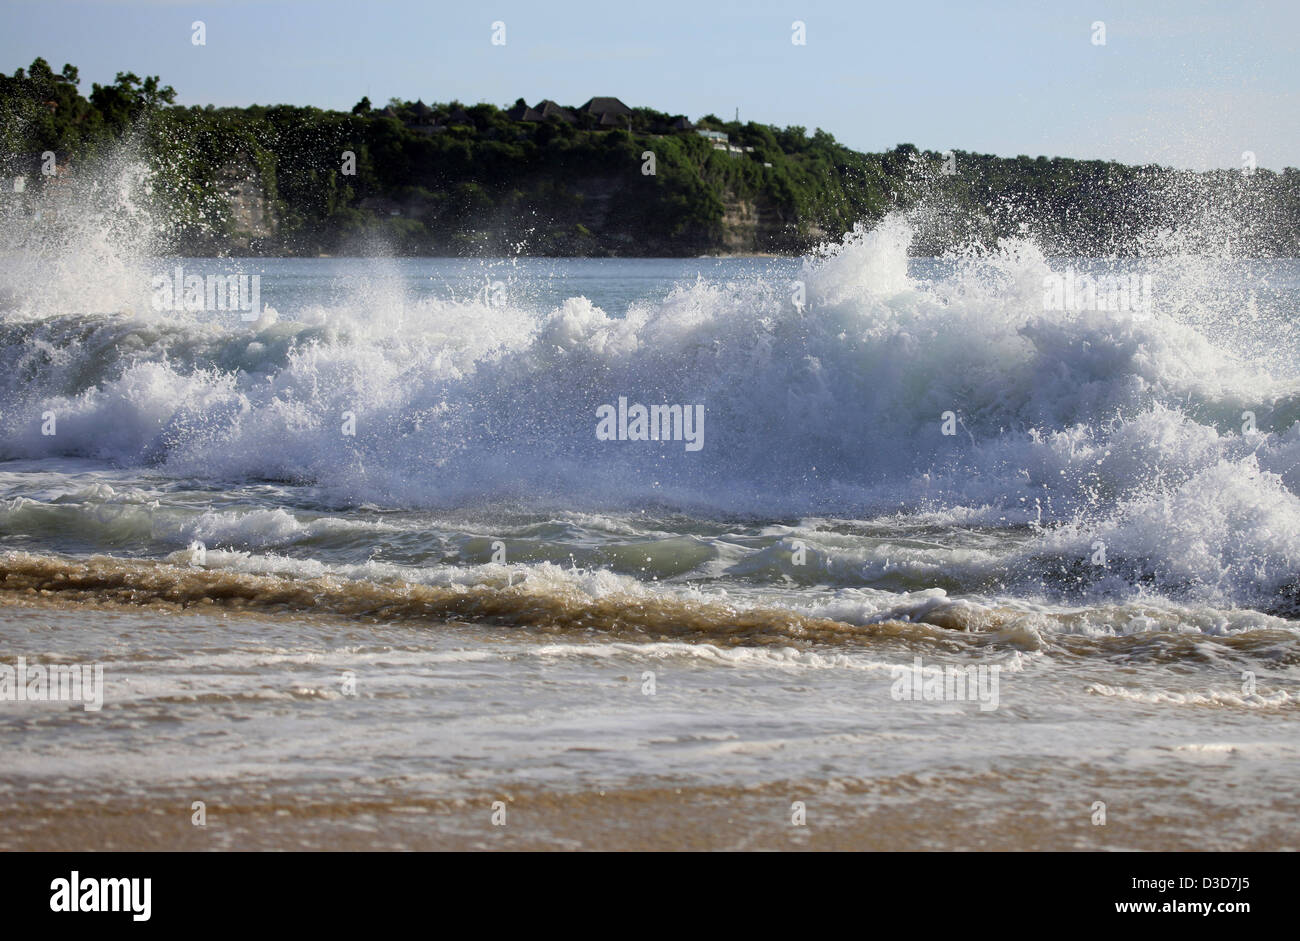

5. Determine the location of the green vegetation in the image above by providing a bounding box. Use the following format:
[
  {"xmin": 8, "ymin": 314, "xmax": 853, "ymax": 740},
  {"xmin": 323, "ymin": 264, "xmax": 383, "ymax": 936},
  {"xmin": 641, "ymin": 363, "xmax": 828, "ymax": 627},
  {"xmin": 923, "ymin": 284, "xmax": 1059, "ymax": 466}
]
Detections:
[{"xmin": 4, "ymin": 58, "xmax": 1299, "ymax": 256}]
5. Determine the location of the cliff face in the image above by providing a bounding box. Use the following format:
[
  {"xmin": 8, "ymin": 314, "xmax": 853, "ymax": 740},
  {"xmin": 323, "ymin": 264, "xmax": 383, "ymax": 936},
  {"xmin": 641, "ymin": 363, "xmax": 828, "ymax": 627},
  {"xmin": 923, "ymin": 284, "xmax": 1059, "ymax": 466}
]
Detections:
[
  {"xmin": 341, "ymin": 173, "xmax": 784, "ymax": 256},
  {"xmin": 217, "ymin": 160, "xmax": 277, "ymax": 251},
  {"xmin": 719, "ymin": 191, "xmax": 791, "ymax": 254},
  {"xmin": 185, "ymin": 129, "xmax": 1300, "ymax": 259},
  {"xmin": 189, "ymin": 158, "xmax": 940, "ymax": 257}
]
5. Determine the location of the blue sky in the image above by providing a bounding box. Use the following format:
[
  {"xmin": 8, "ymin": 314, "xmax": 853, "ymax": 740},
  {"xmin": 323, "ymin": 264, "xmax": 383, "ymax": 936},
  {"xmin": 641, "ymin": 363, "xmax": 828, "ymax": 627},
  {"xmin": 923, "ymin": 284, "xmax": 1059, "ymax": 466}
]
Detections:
[{"xmin": 3, "ymin": 0, "xmax": 1297, "ymax": 170}]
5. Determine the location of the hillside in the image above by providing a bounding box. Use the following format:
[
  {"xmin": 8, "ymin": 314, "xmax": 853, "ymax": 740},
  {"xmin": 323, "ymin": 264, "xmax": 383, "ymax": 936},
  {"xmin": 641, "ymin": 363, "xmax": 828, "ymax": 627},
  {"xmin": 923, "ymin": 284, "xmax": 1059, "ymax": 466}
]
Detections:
[{"xmin": 3, "ymin": 58, "xmax": 1299, "ymax": 257}]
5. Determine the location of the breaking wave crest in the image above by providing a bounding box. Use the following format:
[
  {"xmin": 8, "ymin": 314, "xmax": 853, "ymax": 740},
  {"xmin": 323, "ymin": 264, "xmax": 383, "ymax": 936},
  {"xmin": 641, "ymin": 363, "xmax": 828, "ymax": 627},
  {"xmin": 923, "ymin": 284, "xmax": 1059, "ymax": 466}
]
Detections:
[{"xmin": 3, "ymin": 186, "xmax": 1300, "ymax": 614}]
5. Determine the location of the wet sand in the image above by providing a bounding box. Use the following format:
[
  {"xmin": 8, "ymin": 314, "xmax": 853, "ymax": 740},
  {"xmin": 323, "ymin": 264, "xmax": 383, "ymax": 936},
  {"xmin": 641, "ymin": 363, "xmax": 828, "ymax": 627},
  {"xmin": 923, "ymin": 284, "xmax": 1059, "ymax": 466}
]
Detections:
[{"xmin": 3, "ymin": 766, "xmax": 1294, "ymax": 851}]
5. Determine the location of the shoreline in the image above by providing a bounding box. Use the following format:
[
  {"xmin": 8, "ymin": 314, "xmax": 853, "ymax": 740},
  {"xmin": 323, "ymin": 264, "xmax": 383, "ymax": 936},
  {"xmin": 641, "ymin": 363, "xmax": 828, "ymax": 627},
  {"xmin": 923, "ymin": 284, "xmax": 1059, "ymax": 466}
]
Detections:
[
  {"xmin": 2, "ymin": 562, "xmax": 1296, "ymax": 853},
  {"xmin": 2, "ymin": 772, "xmax": 1291, "ymax": 851}
]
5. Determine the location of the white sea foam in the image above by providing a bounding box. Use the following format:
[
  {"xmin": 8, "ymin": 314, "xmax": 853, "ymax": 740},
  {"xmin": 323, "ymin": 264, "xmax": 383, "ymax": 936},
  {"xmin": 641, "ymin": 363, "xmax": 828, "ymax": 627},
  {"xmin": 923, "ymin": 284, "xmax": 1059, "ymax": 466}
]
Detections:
[{"xmin": 3, "ymin": 201, "xmax": 1300, "ymax": 613}]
